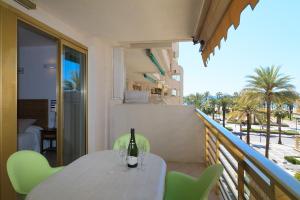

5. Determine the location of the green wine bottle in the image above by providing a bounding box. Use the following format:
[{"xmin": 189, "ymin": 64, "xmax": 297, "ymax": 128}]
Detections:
[{"xmin": 127, "ymin": 128, "xmax": 139, "ymax": 168}]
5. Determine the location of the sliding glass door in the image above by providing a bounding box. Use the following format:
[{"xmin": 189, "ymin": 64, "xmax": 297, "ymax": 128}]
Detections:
[
  {"xmin": 61, "ymin": 44, "xmax": 87, "ymax": 165},
  {"xmin": 0, "ymin": 4, "xmax": 88, "ymax": 198}
]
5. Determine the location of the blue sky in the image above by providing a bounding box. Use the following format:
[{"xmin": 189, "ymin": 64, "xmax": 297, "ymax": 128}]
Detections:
[
  {"xmin": 63, "ymin": 60, "xmax": 80, "ymax": 80},
  {"xmin": 179, "ymin": 0, "xmax": 300, "ymax": 96}
]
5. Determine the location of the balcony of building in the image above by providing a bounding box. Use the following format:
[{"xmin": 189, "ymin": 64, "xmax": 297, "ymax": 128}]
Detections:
[
  {"xmin": 1, "ymin": 0, "xmax": 300, "ymax": 200},
  {"xmin": 109, "ymin": 101, "xmax": 300, "ymax": 199},
  {"xmin": 122, "ymin": 43, "xmax": 183, "ymax": 105}
]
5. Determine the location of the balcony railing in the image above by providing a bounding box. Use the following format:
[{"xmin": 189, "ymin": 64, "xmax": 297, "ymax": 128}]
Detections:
[
  {"xmin": 196, "ymin": 109, "xmax": 300, "ymax": 200},
  {"xmin": 296, "ymin": 136, "xmax": 300, "ymax": 152}
]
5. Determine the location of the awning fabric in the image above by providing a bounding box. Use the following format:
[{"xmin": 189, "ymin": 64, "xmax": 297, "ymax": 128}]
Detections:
[{"xmin": 193, "ymin": 0, "xmax": 259, "ymax": 66}]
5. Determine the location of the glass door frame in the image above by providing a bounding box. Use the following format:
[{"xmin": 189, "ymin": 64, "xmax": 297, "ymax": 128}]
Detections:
[
  {"xmin": 57, "ymin": 40, "xmax": 88, "ymax": 165},
  {"xmin": 0, "ymin": 2, "xmax": 88, "ymax": 198}
]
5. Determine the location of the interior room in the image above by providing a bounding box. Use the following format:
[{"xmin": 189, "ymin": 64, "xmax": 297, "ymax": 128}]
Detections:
[{"xmin": 17, "ymin": 21, "xmax": 58, "ymax": 166}]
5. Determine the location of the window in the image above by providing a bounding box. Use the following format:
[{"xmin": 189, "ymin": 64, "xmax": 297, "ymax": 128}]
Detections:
[
  {"xmin": 171, "ymin": 89, "xmax": 177, "ymax": 96},
  {"xmin": 172, "ymin": 74, "xmax": 181, "ymax": 81}
]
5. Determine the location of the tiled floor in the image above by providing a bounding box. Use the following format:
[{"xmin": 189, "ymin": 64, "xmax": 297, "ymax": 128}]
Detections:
[{"xmin": 166, "ymin": 162, "xmax": 221, "ymax": 200}]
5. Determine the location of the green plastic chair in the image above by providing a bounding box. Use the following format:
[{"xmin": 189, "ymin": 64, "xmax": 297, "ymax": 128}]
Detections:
[
  {"xmin": 113, "ymin": 133, "xmax": 151, "ymax": 152},
  {"xmin": 7, "ymin": 150, "xmax": 63, "ymax": 195},
  {"xmin": 164, "ymin": 164, "xmax": 224, "ymax": 200}
]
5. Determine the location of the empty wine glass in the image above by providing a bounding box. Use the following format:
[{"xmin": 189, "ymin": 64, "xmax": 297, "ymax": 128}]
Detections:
[
  {"xmin": 118, "ymin": 141, "xmax": 127, "ymax": 166},
  {"xmin": 138, "ymin": 142, "xmax": 147, "ymax": 170}
]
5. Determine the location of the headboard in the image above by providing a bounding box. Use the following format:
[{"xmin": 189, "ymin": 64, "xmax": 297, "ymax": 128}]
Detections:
[{"xmin": 18, "ymin": 99, "xmax": 48, "ymax": 129}]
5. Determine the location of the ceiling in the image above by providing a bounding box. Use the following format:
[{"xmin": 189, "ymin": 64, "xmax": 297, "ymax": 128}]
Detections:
[
  {"xmin": 125, "ymin": 48, "xmax": 156, "ymax": 76},
  {"xmin": 125, "ymin": 48, "xmax": 164, "ymax": 82},
  {"xmin": 33, "ymin": 0, "xmax": 202, "ymax": 43}
]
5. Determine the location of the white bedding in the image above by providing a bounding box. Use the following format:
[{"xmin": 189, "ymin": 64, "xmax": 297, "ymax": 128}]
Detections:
[{"xmin": 18, "ymin": 125, "xmax": 43, "ymax": 152}]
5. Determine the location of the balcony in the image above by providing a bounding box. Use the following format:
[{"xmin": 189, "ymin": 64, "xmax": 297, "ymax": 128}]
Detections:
[
  {"xmin": 1, "ymin": 1, "xmax": 300, "ymax": 199},
  {"xmin": 110, "ymin": 104, "xmax": 300, "ymax": 200}
]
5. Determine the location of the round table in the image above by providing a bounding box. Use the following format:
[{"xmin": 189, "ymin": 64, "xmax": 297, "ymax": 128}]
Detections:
[{"xmin": 26, "ymin": 150, "xmax": 167, "ymax": 200}]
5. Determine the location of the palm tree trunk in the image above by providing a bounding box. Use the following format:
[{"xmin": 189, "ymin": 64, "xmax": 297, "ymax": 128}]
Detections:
[
  {"xmin": 278, "ymin": 117, "xmax": 282, "ymax": 144},
  {"xmin": 289, "ymin": 106, "xmax": 292, "ymax": 120},
  {"xmin": 265, "ymin": 100, "xmax": 271, "ymax": 158},
  {"xmin": 246, "ymin": 113, "xmax": 251, "ymax": 144},
  {"xmin": 222, "ymin": 108, "xmax": 226, "ymax": 127},
  {"xmin": 239, "ymin": 123, "xmax": 243, "ymax": 140},
  {"xmin": 212, "ymin": 111, "xmax": 215, "ymax": 120}
]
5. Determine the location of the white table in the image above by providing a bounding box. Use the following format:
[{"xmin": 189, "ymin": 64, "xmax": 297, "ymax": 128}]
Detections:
[{"xmin": 26, "ymin": 150, "xmax": 166, "ymax": 200}]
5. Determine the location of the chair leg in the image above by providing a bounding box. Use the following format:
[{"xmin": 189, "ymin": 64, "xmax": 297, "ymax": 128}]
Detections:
[{"xmin": 17, "ymin": 193, "xmax": 26, "ymax": 200}]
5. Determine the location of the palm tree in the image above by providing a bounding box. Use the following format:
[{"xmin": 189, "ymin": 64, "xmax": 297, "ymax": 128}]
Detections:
[
  {"xmin": 184, "ymin": 93, "xmax": 208, "ymax": 111},
  {"xmin": 195, "ymin": 93, "xmax": 206, "ymax": 109},
  {"xmin": 183, "ymin": 94, "xmax": 196, "ymax": 105},
  {"xmin": 64, "ymin": 71, "xmax": 80, "ymax": 91},
  {"xmin": 285, "ymin": 102, "xmax": 294, "ymax": 120},
  {"xmin": 228, "ymin": 91, "xmax": 263, "ymax": 144},
  {"xmin": 208, "ymin": 98, "xmax": 217, "ymax": 120},
  {"xmin": 246, "ymin": 66, "xmax": 298, "ymax": 158},
  {"xmin": 218, "ymin": 95, "xmax": 233, "ymax": 127},
  {"xmin": 203, "ymin": 97, "xmax": 217, "ymax": 119},
  {"xmin": 203, "ymin": 91, "xmax": 210, "ymax": 100},
  {"xmin": 273, "ymin": 104, "xmax": 288, "ymax": 144},
  {"xmin": 215, "ymin": 92, "xmax": 223, "ymax": 119}
]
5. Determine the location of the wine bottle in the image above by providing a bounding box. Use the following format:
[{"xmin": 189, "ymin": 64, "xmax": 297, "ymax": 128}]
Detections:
[{"xmin": 127, "ymin": 128, "xmax": 139, "ymax": 168}]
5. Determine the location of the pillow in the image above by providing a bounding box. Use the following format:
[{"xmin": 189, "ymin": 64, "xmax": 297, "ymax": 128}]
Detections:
[{"xmin": 18, "ymin": 119, "xmax": 37, "ymax": 133}]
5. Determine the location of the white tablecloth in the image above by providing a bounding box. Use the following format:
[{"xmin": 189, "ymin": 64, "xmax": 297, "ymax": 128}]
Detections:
[{"xmin": 26, "ymin": 150, "xmax": 166, "ymax": 200}]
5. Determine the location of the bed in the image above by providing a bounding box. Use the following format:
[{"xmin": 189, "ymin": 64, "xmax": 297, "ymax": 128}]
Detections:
[{"xmin": 17, "ymin": 99, "xmax": 48, "ymax": 152}]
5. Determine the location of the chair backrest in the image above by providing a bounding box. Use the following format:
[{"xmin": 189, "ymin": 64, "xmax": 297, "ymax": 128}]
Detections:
[
  {"xmin": 113, "ymin": 133, "xmax": 150, "ymax": 152},
  {"xmin": 7, "ymin": 150, "xmax": 54, "ymax": 194},
  {"xmin": 196, "ymin": 164, "xmax": 224, "ymax": 200}
]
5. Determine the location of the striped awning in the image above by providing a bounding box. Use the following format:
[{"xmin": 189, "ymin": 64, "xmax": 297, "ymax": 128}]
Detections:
[{"xmin": 193, "ymin": 0, "xmax": 259, "ymax": 66}]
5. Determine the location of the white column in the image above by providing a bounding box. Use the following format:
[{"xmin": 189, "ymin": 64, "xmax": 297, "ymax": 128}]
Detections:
[{"xmin": 112, "ymin": 48, "xmax": 125, "ymax": 100}]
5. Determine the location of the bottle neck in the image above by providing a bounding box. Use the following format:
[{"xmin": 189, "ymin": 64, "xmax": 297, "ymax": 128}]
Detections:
[{"xmin": 130, "ymin": 132, "xmax": 136, "ymax": 143}]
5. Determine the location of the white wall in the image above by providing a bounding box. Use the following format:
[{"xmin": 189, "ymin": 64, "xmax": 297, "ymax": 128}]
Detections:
[
  {"xmin": 87, "ymin": 38, "xmax": 113, "ymax": 152},
  {"xmin": 18, "ymin": 45, "xmax": 57, "ymax": 128},
  {"xmin": 110, "ymin": 104, "xmax": 205, "ymax": 163},
  {"xmin": 5, "ymin": 0, "xmax": 114, "ymax": 153}
]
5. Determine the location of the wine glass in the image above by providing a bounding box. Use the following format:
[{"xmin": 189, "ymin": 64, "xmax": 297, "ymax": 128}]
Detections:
[
  {"xmin": 118, "ymin": 141, "xmax": 127, "ymax": 166},
  {"xmin": 138, "ymin": 142, "xmax": 147, "ymax": 170}
]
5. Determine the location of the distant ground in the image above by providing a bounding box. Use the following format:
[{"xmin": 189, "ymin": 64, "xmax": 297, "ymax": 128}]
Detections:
[{"xmin": 225, "ymin": 120, "xmax": 300, "ymax": 177}]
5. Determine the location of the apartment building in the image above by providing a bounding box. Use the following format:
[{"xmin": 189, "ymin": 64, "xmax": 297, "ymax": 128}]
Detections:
[{"xmin": 125, "ymin": 43, "xmax": 183, "ymax": 105}]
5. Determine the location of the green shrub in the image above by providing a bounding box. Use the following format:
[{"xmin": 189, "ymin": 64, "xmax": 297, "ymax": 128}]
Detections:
[
  {"xmin": 225, "ymin": 127, "xmax": 233, "ymax": 131},
  {"xmin": 284, "ymin": 156, "xmax": 300, "ymax": 165},
  {"xmin": 294, "ymin": 172, "xmax": 300, "ymax": 181}
]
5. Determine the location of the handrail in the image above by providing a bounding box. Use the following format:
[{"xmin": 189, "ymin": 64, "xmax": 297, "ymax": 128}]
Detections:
[{"xmin": 196, "ymin": 109, "xmax": 300, "ymax": 199}]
